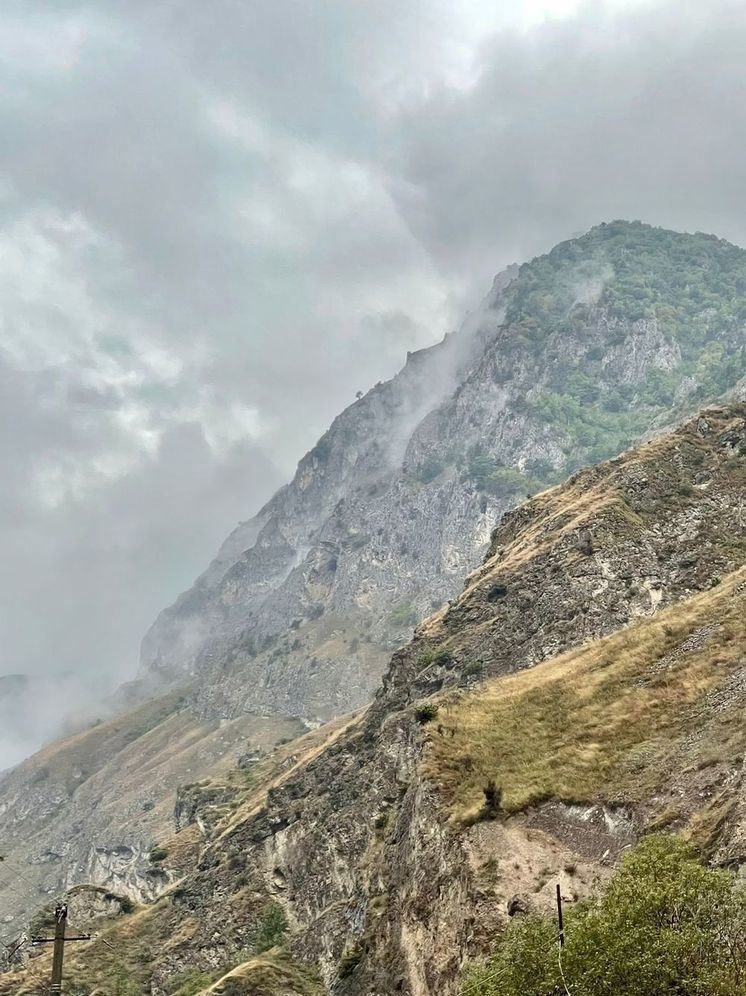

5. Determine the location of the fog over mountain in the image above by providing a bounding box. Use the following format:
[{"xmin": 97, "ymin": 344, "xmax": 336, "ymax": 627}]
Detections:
[{"xmin": 5, "ymin": 0, "xmax": 746, "ymax": 768}]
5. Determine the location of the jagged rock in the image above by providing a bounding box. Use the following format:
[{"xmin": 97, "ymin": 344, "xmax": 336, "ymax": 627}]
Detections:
[
  {"xmin": 3, "ymin": 406, "xmax": 741, "ymax": 996},
  {"xmin": 139, "ymin": 223, "xmax": 746, "ymax": 729},
  {"xmin": 577, "ymin": 528, "xmax": 594, "ymax": 556}
]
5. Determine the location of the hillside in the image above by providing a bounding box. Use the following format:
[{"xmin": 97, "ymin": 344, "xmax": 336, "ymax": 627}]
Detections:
[
  {"xmin": 3, "ymin": 404, "xmax": 743, "ymax": 995},
  {"xmin": 0, "ymin": 693, "xmax": 307, "ymax": 939},
  {"xmin": 140, "ymin": 221, "xmax": 746, "ymax": 726},
  {"xmin": 2, "ymin": 220, "xmax": 746, "ymax": 951}
]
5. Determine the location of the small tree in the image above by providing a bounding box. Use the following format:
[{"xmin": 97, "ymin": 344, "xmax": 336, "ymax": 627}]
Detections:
[{"xmin": 112, "ymin": 962, "xmax": 140, "ymax": 995}]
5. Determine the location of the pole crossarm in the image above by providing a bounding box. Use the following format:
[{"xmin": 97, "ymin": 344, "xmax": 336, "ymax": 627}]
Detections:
[
  {"xmin": 31, "ymin": 935, "xmax": 91, "ymax": 944},
  {"xmin": 37, "ymin": 902, "xmax": 92, "ymax": 994}
]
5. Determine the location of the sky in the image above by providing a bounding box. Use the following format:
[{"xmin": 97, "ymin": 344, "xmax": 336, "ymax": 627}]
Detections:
[{"xmin": 3, "ymin": 0, "xmax": 746, "ymax": 765}]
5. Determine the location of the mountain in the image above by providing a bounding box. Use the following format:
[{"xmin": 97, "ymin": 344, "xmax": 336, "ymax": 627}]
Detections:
[
  {"xmin": 1, "ymin": 220, "xmax": 746, "ymax": 958},
  {"xmin": 3, "ymin": 403, "xmax": 743, "ymax": 995},
  {"xmin": 140, "ymin": 221, "xmax": 746, "ymax": 726}
]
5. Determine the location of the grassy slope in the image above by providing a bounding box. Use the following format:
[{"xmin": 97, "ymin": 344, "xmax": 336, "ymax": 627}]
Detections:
[{"xmin": 424, "ymin": 568, "xmax": 745, "ymax": 821}]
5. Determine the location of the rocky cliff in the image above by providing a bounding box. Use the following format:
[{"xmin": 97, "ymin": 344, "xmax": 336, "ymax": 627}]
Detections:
[
  {"xmin": 140, "ymin": 222, "xmax": 746, "ymax": 730},
  {"xmin": 2, "ymin": 220, "xmax": 746, "ymax": 970},
  {"xmin": 3, "ymin": 404, "xmax": 743, "ymax": 995}
]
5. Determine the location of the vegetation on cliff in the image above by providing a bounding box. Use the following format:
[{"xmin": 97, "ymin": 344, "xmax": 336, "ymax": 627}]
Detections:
[
  {"xmin": 505, "ymin": 221, "xmax": 746, "ymax": 469},
  {"xmin": 464, "ymin": 835, "xmax": 746, "ymax": 996}
]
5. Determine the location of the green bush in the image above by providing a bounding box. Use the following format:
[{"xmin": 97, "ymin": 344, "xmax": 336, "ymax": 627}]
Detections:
[
  {"xmin": 496, "ymin": 222, "xmax": 746, "ymax": 469},
  {"xmin": 414, "ymin": 703, "xmax": 439, "ymax": 725},
  {"xmin": 463, "ymin": 835, "xmax": 746, "ymax": 996},
  {"xmin": 462, "ymin": 450, "xmax": 532, "ymax": 497},
  {"xmin": 118, "ymin": 895, "xmax": 135, "ymax": 914},
  {"xmin": 419, "ymin": 645, "xmax": 454, "ymax": 668},
  {"xmin": 112, "ymin": 962, "xmax": 141, "ymax": 995},
  {"xmin": 169, "ymin": 968, "xmax": 217, "ymax": 995},
  {"xmin": 253, "ymin": 901, "xmax": 288, "ymax": 953},
  {"xmin": 149, "ymin": 846, "xmax": 168, "ymax": 863}
]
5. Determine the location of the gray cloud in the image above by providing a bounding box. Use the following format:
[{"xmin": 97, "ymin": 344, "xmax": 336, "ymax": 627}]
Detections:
[
  {"xmin": 2, "ymin": 0, "xmax": 746, "ymax": 765},
  {"xmin": 390, "ymin": 0, "xmax": 746, "ymax": 284}
]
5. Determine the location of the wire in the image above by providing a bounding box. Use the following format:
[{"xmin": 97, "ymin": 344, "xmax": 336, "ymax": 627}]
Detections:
[
  {"xmin": 460, "ymin": 961, "xmax": 507, "ymax": 995},
  {"xmin": 558, "ymin": 945, "xmax": 572, "ymax": 996},
  {"xmin": 3, "ymin": 937, "xmax": 27, "ymax": 962},
  {"xmin": 0, "ymin": 856, "xmax": 40, "ymax": 893}
]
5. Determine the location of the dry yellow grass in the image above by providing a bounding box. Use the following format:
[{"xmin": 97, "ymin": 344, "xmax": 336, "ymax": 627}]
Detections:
[
  {"xmin": 424, "ymin": 567, "xmax": 746, "ymax": 821},
  {"xmin": 0, "ymin": 900, "xmax": 171, "ymax": 995},
  {"xmin": 200, "ymin": 950, "xmax": 322, "ymax": 994}
]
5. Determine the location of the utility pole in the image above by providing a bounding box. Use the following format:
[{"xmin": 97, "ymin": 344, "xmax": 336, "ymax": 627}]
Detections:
[
  {"xmin": 31, "ymin": 903, "xmax": 90, "ymax": 995},
  {"xmin": 50, "ymin": 904, "xmax": 67, "ymax": 995},
  {"xmin": 556, "ymin": 883, "xmax": 565, "ymax": 947}
]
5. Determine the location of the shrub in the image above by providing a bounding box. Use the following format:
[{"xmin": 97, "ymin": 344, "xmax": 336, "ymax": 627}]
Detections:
[
  {"xmin": 149, "ymin": 846, "xmax": 168, "ymax": 863},
  {"xmin": 480, "ymin": 780, "xmax": 503, "ymax": 820},
  {"xmin": 463, "ymin": 660, "xmax": 484, "ymax": 679},
  {"xmin": 414, "ymin": 704, "xmax": 439, "ymax": 725},
  {"xmin": 169, "ymin": 968, "xmax": 217, "ymax": 995},
  {"xmin": 433, "ymin": 648, "xmax": 453, "ymax": 666},
  {"xmin": 418, "ymin": 647, "xmax": 436, "ymax": 666},
  {"xmin": 463, "ymin": 835, "xmax": 746, "ymax": 995},
  {"xmin": 253, "ymin": 901, "xmax": 288, "ymax": 953},
  {"xmin": 112, "ymin": 962, "xmax": 141, "ymax": 995}
]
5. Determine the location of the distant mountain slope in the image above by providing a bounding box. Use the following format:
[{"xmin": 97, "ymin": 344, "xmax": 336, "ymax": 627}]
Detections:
[
  {"xmin": 3, "ymin": 404, "xmax": 743, "ymax": 996},
  {"xmin": 140, "ymin": 221, "xmax": 746, "ymax": 724},
  {"xmin": 0, "ymin": 689, "xmax": 307, "ymax": 944}
]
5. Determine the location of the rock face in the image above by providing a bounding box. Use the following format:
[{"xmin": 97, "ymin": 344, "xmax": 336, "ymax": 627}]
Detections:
[
  {"xmin": 140, "ymin": 222, "xmax": 746, "ymax": 724},
  {"xmin": 2, "ymin": 220, "xmax": 746, "ymax": 969},
  {"xmin": 4, "ymin": 405, "xmax": 743, "ymax": 996}
]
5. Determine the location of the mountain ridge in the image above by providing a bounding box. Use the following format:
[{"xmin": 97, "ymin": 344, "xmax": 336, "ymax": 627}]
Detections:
[
  {"xmin": 1, "ymin": 220, "xmax": 746, "ymax": 969},
  {"xmin": 140, "ymin": 221, "xmax": 746, "ymax": 725}
]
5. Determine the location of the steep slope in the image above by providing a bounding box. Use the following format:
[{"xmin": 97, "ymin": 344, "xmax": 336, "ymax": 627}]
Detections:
[
  {"xmin": 2, "ymin": 220, "xmax": 746, "ymax": 949},
  {"xmin": 141, "ymin": 222, "xmax": 746, "ymax": 725},
  {"xmin": 4, "ymin": 405, "xmax": 743, "ymax": 996},
  {"xmin": 0, "ymin": 690, "xmax": 307, "ymax": 946}
]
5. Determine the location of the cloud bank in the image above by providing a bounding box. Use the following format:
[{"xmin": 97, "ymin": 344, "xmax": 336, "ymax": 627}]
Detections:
[{"xmin": 3, "ymin": 0, "xmax": 746, "ymax": 764}]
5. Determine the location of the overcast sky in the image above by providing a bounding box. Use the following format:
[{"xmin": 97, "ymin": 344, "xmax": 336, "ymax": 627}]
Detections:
[{"xmin": 3, "ymin": 0, "xmax": 746, "ymax": 762}]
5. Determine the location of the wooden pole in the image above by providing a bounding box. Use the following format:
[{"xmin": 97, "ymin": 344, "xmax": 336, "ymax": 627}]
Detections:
[{"xmin": 50, "ymin": 903, "xmax": 67, "ymax": 995}]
